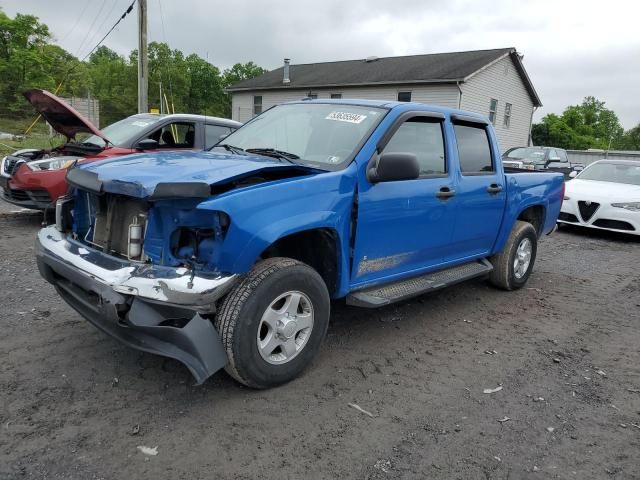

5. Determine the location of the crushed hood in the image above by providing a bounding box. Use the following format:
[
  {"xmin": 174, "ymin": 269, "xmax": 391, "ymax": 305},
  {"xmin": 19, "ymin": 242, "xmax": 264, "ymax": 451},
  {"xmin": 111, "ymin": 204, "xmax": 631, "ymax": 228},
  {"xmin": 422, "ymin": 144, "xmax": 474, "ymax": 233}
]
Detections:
[
  {"xmin": 23, "ymin": 89, "xmax": 109, "ymax": 142},
  {"xmin": 66, "ymin": 150, "xmax": 321, "ymax": 199}
]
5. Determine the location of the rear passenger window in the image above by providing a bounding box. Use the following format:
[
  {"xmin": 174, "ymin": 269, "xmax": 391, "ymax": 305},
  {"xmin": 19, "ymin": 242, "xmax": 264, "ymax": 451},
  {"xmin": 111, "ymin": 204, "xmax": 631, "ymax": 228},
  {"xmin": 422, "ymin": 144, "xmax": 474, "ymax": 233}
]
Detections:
[
  {"xmin": 453, "ymin": 124, "xmax": 494, "ymax": 174},
  {"xmin": 382, "ymin": 118, "xmax": 445, "ymax": 175}
]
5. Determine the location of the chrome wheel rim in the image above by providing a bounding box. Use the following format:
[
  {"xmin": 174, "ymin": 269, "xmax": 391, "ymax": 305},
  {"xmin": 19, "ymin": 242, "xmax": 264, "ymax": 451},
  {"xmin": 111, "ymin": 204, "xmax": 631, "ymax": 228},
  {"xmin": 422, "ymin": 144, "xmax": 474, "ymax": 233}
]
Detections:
[
  {"xmin": 257, "ymin": 291, "xmax": 314, "ymax": 365},
  {"xmin": 513, "ymin": 238, "xmax": 532, "ymax": 279}
]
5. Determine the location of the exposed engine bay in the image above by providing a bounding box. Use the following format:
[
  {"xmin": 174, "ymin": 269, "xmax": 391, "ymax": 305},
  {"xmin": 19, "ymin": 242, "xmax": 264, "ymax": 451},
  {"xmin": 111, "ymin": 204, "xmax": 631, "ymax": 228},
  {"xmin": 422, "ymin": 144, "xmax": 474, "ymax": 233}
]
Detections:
[{"xmin": 1, "ymin": 143, "xmax": 103, "ymax": 176}]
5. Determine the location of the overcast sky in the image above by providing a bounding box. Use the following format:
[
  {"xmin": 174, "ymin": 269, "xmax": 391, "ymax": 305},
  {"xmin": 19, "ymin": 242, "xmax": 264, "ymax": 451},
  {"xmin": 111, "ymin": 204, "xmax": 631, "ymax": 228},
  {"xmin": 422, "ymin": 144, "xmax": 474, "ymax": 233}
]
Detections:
[{"xmin": 3, "ymin": 0, "xmax": 639, "ymax": 128}]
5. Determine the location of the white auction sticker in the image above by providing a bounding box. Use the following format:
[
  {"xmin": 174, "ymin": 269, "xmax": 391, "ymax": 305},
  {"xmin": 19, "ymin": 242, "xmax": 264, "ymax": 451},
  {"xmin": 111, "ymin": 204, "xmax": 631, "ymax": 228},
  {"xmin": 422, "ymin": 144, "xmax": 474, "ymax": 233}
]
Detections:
[{"xmin": 325, "ymin": 111, "xmax": 367, "ymax": 124}]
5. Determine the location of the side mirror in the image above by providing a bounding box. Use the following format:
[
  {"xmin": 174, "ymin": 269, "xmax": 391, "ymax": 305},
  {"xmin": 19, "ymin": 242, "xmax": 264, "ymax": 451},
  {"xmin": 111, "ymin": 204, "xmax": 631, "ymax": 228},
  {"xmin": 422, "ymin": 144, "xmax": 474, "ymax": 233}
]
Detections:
[
  {"xmin": 367, "ymin": 152, "xmax": 420, "ymax": 183},
  {"xmin": 136, "ymin": 138, "xmax": 159, "ymax": 150},
  {"xmin": 569, "ymin": 170, "xmax": 578, "ymax": 178}
]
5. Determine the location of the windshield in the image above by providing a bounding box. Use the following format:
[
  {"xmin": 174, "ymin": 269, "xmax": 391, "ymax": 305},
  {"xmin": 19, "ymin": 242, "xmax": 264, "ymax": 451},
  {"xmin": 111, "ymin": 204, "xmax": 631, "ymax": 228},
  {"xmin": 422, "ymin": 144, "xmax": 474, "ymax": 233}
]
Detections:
[
  {"xmin": 214, "ymin": 103, "xmax": 386, "ymax": 167},
  {"xmin": 577, "ymin": 162, "xmax": 640, "ymax": 186},
  {"xmin": 84, "ymin": 116, "xmax": 161, "ymax": 147},
  {"xmin": 506, "ymin": 147, "xmax": 546, "ymax": 161}
]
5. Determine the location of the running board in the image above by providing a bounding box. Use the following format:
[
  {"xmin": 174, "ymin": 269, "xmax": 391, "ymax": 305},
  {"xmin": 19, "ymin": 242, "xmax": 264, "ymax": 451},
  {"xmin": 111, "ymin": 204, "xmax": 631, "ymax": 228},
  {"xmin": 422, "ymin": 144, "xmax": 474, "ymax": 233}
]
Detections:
[{"xmin": 346, "ymin": 259, "xmax": 493, "ymax": 308}]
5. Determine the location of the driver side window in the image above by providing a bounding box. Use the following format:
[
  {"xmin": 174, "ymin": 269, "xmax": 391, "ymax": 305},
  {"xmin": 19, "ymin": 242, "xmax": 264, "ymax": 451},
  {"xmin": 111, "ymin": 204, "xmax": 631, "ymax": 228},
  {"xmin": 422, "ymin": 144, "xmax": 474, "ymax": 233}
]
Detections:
[{"xmin": 382, "ymin": 118, "xmax": 446, "ymax": 176}]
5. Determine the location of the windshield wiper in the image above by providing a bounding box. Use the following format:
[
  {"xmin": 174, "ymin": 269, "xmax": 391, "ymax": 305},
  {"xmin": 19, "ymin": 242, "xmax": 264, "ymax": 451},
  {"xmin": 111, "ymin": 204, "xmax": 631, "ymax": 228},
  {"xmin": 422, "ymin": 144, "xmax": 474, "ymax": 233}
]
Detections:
[
  {"xmin": 213, "ymin": 143, "xmax": 245, "ymax": 154},
  {"xmin": 245, "ymin": 148, "xmax": 299, "ymax": 163}
]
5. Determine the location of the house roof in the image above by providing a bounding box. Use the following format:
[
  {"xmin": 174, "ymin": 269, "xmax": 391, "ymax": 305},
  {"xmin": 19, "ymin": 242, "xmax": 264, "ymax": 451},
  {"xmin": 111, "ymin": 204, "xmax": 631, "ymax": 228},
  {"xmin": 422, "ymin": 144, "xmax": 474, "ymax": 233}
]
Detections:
[{"xmin": 228, "ymin": 47, "xmax": 542, "ymax": 107}]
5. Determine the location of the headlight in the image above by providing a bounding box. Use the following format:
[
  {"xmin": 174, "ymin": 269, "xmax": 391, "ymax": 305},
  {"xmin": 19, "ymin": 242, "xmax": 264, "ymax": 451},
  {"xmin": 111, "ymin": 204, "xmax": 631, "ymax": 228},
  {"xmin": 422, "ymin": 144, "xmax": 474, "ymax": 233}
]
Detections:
[
  {"xmin": 27, "ymin": 158, "xmax": 77, "ymax": 171},
  {"xmin": 611, "ymin": 202, "xmax": 640, "ymax": 212}
]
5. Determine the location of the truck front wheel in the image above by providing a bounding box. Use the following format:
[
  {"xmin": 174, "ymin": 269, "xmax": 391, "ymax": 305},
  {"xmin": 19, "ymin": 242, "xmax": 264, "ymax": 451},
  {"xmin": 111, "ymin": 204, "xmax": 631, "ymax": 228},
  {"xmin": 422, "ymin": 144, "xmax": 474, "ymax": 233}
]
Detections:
[
  {"xmin": 488, "ymin": 220, "xmax": 538, "ymax": 291},
  {"xmin": 215, "ymin": 257, "xmax": 330, "ymax": 388}
]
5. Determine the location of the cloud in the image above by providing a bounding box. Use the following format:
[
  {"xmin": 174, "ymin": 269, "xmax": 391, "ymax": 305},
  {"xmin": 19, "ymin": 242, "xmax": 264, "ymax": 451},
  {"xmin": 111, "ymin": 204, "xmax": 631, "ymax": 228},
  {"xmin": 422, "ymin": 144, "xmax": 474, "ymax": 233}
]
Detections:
[{"xmin": 3, "ymin": 0, "xmax": 639, "ymax": 127}]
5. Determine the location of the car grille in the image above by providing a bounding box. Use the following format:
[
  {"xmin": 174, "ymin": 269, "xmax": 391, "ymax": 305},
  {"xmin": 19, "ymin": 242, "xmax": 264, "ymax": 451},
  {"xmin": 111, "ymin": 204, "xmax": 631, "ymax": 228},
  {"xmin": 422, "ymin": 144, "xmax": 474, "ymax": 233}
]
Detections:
[
  {"xmin": 27, "ymin": 190, "xmax": 52, "ymax": 207},
  {"xmin": 2, "ymin": 188, "xmax": 30, "ymax": 202},
  {"xmin": 592, "ymin": 219, "xmax": 635, "ymax": 231},
  {"xmin": 503, "ymin": 161, "xmax": 523, "ymax": 169},
  {"xmin": 558, "ymin": 212, "xmax": 579, "ymax": 223},
  {"xmin": 578, "ymin": 201, "xmax": 600, "ymax": 221}
]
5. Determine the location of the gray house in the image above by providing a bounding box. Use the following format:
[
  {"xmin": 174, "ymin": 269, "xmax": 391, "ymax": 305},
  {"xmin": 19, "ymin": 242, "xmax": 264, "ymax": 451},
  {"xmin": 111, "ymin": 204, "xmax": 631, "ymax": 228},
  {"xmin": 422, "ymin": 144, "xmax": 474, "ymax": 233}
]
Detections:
[{"xmin": 227, "ymin": 47, "xmax": 541, "ymax": 151}]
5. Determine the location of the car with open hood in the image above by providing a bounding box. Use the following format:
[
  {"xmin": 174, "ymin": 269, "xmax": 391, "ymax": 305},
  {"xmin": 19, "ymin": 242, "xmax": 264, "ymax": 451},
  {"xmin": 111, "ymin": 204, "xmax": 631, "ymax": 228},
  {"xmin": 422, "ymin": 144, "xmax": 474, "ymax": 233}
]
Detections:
[
  {"xmin": 0, "ymin": 89, "xmax": 241, "ymax": 209},
  {"xmin": 36, "ymin": 99, "xmax": 565, "ymax": 388}
]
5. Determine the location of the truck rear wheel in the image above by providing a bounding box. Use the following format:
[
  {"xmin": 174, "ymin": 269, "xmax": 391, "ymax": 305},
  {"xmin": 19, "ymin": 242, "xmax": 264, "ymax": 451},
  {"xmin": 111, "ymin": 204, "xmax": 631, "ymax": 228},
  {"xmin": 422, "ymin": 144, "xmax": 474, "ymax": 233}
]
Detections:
[
  {"xmin": 488, "ymin": 220, "xmax": 537, "ymax": 291},
  {"xmin": 215, "ymin": 257, "xmax": 330, "ymax": 388}
]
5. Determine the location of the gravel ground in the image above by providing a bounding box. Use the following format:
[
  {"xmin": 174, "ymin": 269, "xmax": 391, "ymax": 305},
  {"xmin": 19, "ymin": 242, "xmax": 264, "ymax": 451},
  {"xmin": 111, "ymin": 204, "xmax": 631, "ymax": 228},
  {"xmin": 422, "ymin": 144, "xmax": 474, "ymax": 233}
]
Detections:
[{"xmin": 1, "ymin": 215, "xmax": 639, "ymax": 480}]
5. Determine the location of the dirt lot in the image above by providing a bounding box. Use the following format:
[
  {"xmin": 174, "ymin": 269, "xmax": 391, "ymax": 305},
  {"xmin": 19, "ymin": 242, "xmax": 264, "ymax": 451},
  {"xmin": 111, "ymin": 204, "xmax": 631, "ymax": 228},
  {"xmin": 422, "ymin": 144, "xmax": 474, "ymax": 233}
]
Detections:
[{"xmin": 1, "ymin": 215, "xmax": 639, "ymax": 480}]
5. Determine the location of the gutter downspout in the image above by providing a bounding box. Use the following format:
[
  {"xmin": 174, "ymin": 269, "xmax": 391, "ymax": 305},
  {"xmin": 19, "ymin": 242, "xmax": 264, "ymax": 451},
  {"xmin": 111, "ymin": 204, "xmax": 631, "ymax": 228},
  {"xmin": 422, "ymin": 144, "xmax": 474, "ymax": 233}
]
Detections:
[
  {"xmin": 456, "ymin": 81, "xmax": 463, "ymax": 109},
  {"xmin": 528, "ymin": 106, "xmax": 538, "ymax": 146}
]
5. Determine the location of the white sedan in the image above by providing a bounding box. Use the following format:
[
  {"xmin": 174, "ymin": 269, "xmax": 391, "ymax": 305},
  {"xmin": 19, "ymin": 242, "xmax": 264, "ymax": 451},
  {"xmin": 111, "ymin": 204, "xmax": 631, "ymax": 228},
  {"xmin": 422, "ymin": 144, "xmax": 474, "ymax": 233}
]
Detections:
[{"xmin": 559, "ymin": 160, "xmax": 640, "ymax": 235}]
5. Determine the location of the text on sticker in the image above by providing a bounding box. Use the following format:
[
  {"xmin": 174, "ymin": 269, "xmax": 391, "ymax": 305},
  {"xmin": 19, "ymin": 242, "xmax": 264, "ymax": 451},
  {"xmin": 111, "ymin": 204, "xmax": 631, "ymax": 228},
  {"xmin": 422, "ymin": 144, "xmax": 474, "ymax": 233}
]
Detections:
[{"xmin": 326, "ymin": 112, "xmax": 367, "ymax": 124}]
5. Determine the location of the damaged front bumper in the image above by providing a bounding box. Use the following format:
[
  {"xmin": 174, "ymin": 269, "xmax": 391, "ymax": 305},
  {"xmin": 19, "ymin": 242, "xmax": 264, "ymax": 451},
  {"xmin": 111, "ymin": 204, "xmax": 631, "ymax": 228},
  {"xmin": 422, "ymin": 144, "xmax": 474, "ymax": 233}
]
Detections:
[{"xmin": 35, "ymin": 226, "xmax": 238, "ymax": 384}]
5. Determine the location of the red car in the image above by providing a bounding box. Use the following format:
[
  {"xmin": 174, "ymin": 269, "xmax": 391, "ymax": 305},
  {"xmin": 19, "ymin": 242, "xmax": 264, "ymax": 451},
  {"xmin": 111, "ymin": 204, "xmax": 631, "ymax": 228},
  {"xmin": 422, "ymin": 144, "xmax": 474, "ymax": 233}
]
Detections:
[{"xmin": 0, "ymin": 89, "xmax": 241, "ymax": 209}]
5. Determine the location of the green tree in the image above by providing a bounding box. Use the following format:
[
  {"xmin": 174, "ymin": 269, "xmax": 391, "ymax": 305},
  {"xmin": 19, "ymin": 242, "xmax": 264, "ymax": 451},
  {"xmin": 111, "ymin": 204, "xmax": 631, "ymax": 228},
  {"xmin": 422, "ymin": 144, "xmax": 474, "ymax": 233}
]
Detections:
[
  {"xmin": 0, "ymin": 9, "xmax": 268, "ymax": 130},
  {"xmin": 619, "ymin": 124, "xmax": 640, "ymax": 150},
  {"xmin": 531, "ymin": 97, "xmax": 626, "ymax": 150}
]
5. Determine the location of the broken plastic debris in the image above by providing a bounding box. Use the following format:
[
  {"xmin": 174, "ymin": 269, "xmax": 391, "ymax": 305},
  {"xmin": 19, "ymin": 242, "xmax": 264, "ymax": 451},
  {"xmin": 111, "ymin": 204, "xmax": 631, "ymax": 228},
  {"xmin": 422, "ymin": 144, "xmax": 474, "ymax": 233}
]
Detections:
[
  {"xmin": 348, "ymin": 403, "xmax": 375, "ymax": 418},
  {"xmin": 546, "ymin": 427, "xmax": 555, "ymax": 433},
  {"xmin": 533, "ymin": 397, "xmax": 545, "ymax": 402},
  {"xmin": 498, "ymin": 416, "xmax": 510, "ymax": 423},
  {"xmin": 553, "ymin": 358, "xmax": 561, "ymax": 363},
  {"xmin": 137, "ymin": 445, "xmax": 158, "ymax": 456},
  {"xmin": 131, "ymin": 424, "xmax": 140, "ymax": 435},
  {"xmin": 533, "ymin": 466, "xmax": 540, "ymax": 472},
  {"xmin": 484, "ymin": 350, "xmax": 498, "ymax": 355},
  {"xmin": 483, "ymin": 386, "xmax": 503, "ymax": 394},
  {"xmin": 494, "ymin": 456, "xmax": 502, "ymax": 462},
  {"xmin": 628, "ymin": 388, "xmax": 640, "ymax": 393},
  {"xmin": 596, "ymin": 370, "xmax": 607, "ymax": 377}
]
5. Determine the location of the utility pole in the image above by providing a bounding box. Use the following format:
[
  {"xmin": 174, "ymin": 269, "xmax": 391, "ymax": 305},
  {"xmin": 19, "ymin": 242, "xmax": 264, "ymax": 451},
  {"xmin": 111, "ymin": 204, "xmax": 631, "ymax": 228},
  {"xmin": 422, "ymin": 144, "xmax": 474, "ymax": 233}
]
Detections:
[{"xmin": 137, "ymin": 0, "xmax": 148, "ymax": 113}]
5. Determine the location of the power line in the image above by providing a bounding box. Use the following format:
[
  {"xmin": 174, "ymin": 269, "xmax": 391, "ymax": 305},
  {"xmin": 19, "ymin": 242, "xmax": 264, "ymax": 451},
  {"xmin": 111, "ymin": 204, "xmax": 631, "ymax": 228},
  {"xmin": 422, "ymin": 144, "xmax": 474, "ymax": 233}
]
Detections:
[
  {"xmin": 83, "ymin": 0, "xmax": 124, "ymax": 55},
  {"xmin": 81, "ymin": 0, "xmax": 137, "ymax": 61},
  {"xmin": 59, "ymin": 2, "xmax": 90, "ymax": 42},
  {"xmin": 75, "ymin": 0, "xmax": 109, "ymax": 58}
]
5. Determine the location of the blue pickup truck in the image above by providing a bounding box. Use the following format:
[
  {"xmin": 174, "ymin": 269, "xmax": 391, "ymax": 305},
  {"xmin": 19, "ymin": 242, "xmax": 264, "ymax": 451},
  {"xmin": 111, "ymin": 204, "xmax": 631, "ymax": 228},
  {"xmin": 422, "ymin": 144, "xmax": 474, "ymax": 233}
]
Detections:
[{"xmin": 36, "ymin": 100, "xmax": 564, "ymax": 388}]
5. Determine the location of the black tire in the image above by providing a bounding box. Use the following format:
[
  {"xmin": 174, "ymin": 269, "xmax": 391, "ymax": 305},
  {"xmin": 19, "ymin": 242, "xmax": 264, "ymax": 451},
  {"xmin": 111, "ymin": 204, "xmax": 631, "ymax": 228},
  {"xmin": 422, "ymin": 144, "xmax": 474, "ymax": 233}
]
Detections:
[
  {"xmin": 488, "ymin": 220, "xmax": 538, "ymax": 291},
  {"xmin": 215, "ymin": 257, "xmax": 330, "ymax": 389}
]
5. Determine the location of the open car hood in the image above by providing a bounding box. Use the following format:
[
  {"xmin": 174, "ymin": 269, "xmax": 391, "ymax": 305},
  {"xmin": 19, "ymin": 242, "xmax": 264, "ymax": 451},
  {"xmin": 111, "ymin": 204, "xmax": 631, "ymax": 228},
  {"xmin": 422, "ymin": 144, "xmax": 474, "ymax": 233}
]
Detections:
[
  {"xmin": 66, "ymin": 150, "xmax": 321, "ymax": 199},
  {"xmin": 23, "ymin": 89, "xmax": 109, "ymax": 143}
]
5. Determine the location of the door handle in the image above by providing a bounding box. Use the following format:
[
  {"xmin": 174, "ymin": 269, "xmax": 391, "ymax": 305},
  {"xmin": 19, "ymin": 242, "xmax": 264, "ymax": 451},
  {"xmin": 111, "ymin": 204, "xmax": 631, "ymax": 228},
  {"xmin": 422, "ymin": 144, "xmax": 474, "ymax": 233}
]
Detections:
[
  {"xmin": 487, "ymin": 183, "xmax": 503, "ymax": 194},
  {"xmin": 436, "ymin": 186, "xmax": 456, "ymax": 199}
]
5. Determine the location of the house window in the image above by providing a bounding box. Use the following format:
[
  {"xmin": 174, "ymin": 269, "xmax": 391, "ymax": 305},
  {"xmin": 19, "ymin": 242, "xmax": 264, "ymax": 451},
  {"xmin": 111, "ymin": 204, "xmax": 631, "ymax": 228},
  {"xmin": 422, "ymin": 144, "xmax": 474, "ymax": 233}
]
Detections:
[
  {"xmin": 504, "ymin": 103, "xmax": 512, "ymax": 128},
  {"xmin": 397, "ymin": 91, "xmax": 412, "ymax": 102},
  {"xmin": 489, "ymin": 98, "xmax": 498, "ymax": 124},
  {"xmin": 253, "ymin": 95, "xmax": 262, "ymax": 115},
  {"xmin": 330, "ymin": 93, "xmax": 342, "ymax": 99}
]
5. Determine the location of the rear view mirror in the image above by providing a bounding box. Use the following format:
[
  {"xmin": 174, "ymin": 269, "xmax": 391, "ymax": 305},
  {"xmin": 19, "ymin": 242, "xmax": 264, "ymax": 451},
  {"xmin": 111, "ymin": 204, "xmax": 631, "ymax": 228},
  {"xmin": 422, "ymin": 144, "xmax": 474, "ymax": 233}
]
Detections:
[
  {"xmin": 367, "ymin": 152, "xmax": 420, "ymax": 183},
  {"xmin": 569, "ymin": 171, "xmax": 578, "ymax": 178},
  {"xmin": 136, "ymin": 138, "xmax": 159, "ymax": 150}
]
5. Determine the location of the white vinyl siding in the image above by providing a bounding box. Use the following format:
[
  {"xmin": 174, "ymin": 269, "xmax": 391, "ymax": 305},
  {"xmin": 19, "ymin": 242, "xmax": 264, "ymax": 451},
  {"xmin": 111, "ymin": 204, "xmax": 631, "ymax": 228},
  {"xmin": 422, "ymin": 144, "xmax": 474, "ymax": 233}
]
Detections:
[
  {"xmin": 230, "ymin": 84, "xmax": 460, "ymax": 123},
  {"xmin": 460, "ymin": 55, "xmax": 534, "ymax": 151}
]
